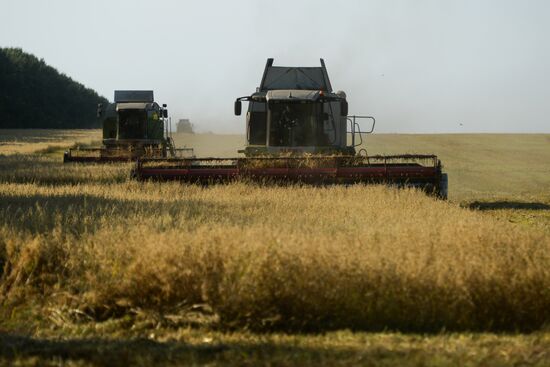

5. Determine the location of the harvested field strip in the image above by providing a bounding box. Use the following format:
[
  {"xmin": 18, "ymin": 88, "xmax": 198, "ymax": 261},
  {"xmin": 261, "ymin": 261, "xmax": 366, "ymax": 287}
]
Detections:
[{"xmin": 2, "ymin": 331, "xmax": 550, "ymax": 366}]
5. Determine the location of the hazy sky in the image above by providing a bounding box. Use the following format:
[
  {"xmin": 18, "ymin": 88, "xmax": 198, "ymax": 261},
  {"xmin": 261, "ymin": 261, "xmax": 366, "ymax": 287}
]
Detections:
[{"xmin": 2, "ymin": 0, "xmax": 550, "ymax": 133}]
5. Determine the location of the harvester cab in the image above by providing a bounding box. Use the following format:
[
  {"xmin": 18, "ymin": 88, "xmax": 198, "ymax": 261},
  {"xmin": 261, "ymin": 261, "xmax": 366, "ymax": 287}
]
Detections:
[
  {"xmin": 235, "ymin": 58, "xmax": 368, "ymax": 156},
  {"xmin": 132, "ymin": 59, "xmax": 447, "ymax": 199},
  {"xmin": 102, "ymin": 90, "xmax": 166, "ymax": 146},
  {"xmin": 64, "ymin": 90, "xmax": 194, "ymax": 162}
]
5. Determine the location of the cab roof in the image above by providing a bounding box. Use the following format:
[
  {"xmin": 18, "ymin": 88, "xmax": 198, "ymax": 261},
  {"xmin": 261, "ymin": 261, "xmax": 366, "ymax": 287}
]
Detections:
[
  {"xmin": 259, "ymin": 58, "xmax": 333, "ymax": 92},
  {"xmin": 114, "ymin": 90, "xmax": 154, "ymax": 103}
]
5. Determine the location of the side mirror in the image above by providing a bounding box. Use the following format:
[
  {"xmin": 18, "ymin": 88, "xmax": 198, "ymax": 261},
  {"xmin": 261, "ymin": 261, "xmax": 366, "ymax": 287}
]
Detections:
[
  {"xmin": 163, "ymin": 109, "xmax": 168, "ymax": 118},
  {"xmin": 341, "ymin": 100, "xmax": 348, "ymax": 117},
  {"xmin": 234, "ymin": 100, "xmax": 242, "ymax": 116},
  {"xmin": 96, "ymin": 103, "xmax": 103, "ymax": 118}
]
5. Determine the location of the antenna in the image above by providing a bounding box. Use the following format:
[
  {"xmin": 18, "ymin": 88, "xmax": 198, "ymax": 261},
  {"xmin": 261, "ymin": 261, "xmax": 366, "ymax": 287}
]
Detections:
[
  {"xmin": 259, "ymin": 58, "xmax": 274, "ymax": 91},
  {"xmin": 320, "ymin": 58, "xmax": 333, "ymax": 92}
]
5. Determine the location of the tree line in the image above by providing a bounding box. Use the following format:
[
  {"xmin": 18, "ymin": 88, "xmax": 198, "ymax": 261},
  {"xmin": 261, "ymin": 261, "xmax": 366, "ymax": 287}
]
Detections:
[{"xmin": 0, "ymin": 47, "xmax": 108, "ymax": 129}]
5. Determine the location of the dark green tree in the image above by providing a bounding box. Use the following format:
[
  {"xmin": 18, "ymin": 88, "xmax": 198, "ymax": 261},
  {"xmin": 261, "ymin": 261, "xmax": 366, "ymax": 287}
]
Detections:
[{"xmin": 0, "ymin": 48, "xmax": 108, "ymax": 128}]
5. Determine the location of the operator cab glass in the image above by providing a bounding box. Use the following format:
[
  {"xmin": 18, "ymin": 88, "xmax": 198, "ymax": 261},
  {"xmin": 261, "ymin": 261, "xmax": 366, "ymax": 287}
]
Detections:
[
  {"xmin": 118, "ymin": 109, "xmax": 147, "ymax": 139},
  {"xmin": 268, "ymin": 101, "xmax": 336, "ymax": 147}
]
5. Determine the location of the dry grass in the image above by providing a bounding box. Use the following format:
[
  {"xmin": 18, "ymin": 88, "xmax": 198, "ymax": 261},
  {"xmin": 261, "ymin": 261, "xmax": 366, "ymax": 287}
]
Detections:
[
  {"xmin": 1, "ymin": 129, "xmax": 550, "ymax": 366},
  {"xmin": 1, "ymin": 180, "xmax": 549, "ymax": 333},
  {"xmin": 0, "ymin": 129, "xmax": 101, "ymax": 156}
]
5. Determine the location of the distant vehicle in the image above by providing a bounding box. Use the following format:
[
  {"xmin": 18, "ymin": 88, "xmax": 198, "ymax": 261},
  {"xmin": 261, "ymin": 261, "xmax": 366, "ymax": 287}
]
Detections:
[
  {"xmin": 63, "ymin": 90, "xmax": 193, "ymax": 162},
  {"xmin": 176, "ymin": 119, "xmax": 194, "ymax": 134}
]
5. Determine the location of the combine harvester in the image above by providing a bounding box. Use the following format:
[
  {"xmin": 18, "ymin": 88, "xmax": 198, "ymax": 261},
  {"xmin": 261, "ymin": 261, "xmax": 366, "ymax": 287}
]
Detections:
[
  {"xmin": 132, "ymin": 59, "xmax": 447, "ymax": 198},
  {"xmin": 64, "ymin": 90, "xmax": 193, "ymax": 162}
]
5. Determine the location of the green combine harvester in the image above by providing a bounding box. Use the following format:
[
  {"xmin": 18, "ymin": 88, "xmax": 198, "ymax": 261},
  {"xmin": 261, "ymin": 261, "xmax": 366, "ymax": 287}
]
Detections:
[{"xmin": 64, "ymin": 90, "xmax": 193, "ymax": 162}]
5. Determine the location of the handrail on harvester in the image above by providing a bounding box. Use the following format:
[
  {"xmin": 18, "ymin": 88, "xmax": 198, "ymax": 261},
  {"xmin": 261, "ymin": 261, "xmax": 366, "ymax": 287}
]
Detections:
[{"xmin": 347, "ymin": 115, "xmax": 376, "ymax": 148}]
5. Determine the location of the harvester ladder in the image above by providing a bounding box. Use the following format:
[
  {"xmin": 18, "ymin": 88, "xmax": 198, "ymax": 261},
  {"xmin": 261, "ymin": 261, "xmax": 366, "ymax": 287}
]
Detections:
[{"xmin": 167, "ymin": 136, "xmax": 177, "ymax": 157}]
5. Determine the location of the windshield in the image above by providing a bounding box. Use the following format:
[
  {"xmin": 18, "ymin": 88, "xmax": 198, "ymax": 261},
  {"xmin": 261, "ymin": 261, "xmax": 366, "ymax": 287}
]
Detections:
[
  {"xmin": 269, "ymin": 102, "xmax": 331, "ymax": 146},
  {"xmin": 118, "ymin": 109, "xmax": 147, "ymax": 139}
]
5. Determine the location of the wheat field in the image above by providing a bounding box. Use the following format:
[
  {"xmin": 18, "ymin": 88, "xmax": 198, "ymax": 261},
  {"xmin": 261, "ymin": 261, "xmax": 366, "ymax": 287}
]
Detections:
[
  {"xmin": 172, "ymin": 132, "xmax": 550, "ymax": 201},
  {"xmin": 1, "ymin": 130, "xmax": 550, "ymax": 366}
]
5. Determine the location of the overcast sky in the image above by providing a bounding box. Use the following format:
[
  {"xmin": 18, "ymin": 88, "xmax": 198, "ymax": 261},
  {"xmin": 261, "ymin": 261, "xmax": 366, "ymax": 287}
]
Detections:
[{"xmin": 2, "ymin": 0, "xmax": 550, "ymax": 133}]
